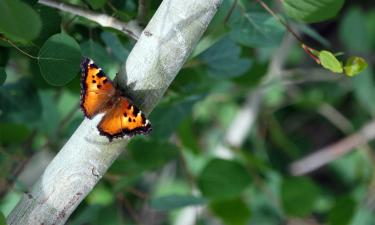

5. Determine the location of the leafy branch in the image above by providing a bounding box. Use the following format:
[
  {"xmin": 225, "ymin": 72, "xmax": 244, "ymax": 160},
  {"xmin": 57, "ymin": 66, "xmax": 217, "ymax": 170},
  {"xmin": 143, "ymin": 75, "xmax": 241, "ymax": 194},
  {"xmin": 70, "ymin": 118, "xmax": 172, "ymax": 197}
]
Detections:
[
  {"xmin": 255, "ymin": 0, "xmax": 368, "ymax": 77},
  {"xmin": 38, "ymin": 0, "xmax": 142, "ymax": 40}
]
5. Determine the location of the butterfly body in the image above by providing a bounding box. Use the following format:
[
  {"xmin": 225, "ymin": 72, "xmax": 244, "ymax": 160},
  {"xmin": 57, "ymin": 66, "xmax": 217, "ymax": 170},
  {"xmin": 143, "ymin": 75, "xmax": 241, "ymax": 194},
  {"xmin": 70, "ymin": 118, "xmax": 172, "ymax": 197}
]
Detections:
[{"xmin": 80, "ymin": 58, "xmax": 151, "ymax": 141}]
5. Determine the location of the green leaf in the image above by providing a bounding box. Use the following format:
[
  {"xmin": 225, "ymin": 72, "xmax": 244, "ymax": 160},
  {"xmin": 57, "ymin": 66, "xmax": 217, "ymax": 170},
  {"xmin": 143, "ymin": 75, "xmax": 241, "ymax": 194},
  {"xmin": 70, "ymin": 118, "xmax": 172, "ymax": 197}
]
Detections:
[
  {"xmin": 0, "ymin": 0, "xmax": 41, "ymax": 42},
  {"xmin": 86, "ymin": 185, "xmax": 114, "ymax": 206},
  {"xmin": 128, "ymin": 139, "xmax": 178, "ymax": 170},
  {"xmin": 23, "ymin": 0, "xmax": 38, "ymax": 5},
  {"xmin": 283, "ymin": 0, "xmax": 345, "ymax": 23},
  {"xmin": 88, "ymin": 0, "xmax": 106, "ymax": 10},
  {"xmin": 339, "ymin": 7, "xmax": 370, "ymax": 52},
  {"xmin": 350, "ymin": 205, "xmax": 375, "ymax": 225},
  {"xmin": 281, "ymin": 177, "xmax": 319, "ymax": 217},
  {"xmin": 38, "ymin": 33, "xmax": 82, "ymax": 86},
  {"xmin": 229, "ymin": 12, "xmax": 285, "ymax": 48},
  {"xmin": 200, "ymin": 37, "xmax": 252, "ymax": 78},
  {"xmin": 0, "ymin": 79, "xmax": 42, "ymax": 123},
  {"xmin": 367, "ymin": 11, "xmax": 375, "ymax": 50},
  {"xmin": 344, "ymin": 56, "xmax": 368, "ymax": 76},
  {"xmin": 352, "ymin": 68, "xmax": 375, "ymax": 115},
  {"xmin": 330, "ymin": 150, "xmax": 373, "ymax": 185},
  {"xmin": 191, "ymin": 25, "xmax": 227, "ymax": 58},
  {"xmin": 198, "ymin": 158, "xmax": 251, "ymax": 200},
  {"xmin": 150, "ymin": 95, "xmax": 203, "ymax": 139},
  {"xmin": 96, "ymin": 205, "xmax": 121, "ymax": 225},
  {"xmin": 318, "ymin": 50, "xmax": 343, "ymax": 73},
  {"xmin": 109, "ymin": 159, "xmax": 143, "ymax": 192},
  {"xmin": 34, "ymin": 6, "xmax": 62, "ymax": 45},
  {"xmin": 0, "ymin": 123, "xmax": 30, "ymax": 144},
  {"xmin": 0, "ymin": 211, "xmax": 5, "ymax": 225},
  {"xmin": 100, "ymin": 31, "xmax": 130, "ymax": 62},
  {"xmin": 210, "ymin": 198, "xmax": 251, "ymax": 225},
  {"xmin": 81, "ymin": 40, "xmax": 118, "ymax": 76},
  {"xmin": 68, "ymin": 205, "xmax": 101, "ymax": 225},
  {"xmin": 0, "ymin": 68, "xmax": 6, "ymax": 86},
  {"xmin": 177, "ymin": 118, "xmax": 199, "ymax": 154},
  {"xmin": 36, "ymin": 90, "xmax": 60, "ymax": 134},
  {"xmin": 150, "ymin": 194, "xmax": 206, "ymax": 211},
  {"xmin": 328, "ymin": 196, "xmax": 356, "ymax": 225}
]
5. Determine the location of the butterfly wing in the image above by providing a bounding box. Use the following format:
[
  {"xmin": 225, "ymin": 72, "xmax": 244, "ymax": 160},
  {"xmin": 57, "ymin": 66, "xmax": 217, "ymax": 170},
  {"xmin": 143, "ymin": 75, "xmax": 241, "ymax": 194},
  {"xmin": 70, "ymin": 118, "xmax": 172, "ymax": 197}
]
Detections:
[
  {"xmin": 97, "ymin": 97, "xmax": 152, "ymax": 140},
  {"xmin": 80, "ymin": 58, "xmax": 116, "ymax": 118}
]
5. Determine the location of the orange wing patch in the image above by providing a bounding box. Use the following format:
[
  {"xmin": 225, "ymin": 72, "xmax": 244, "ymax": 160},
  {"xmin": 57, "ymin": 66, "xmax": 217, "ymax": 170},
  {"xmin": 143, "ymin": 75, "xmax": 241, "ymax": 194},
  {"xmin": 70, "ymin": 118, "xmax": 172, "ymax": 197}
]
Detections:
[
  {"xmin": 80, "ymin": 58, "xmax": 152, "ymax": 141},
  {"xmin": 97, "ymin": 98, "xmax": 151, "ymax": 140},
  {"xmin": 80, "ymin": 58, "xmax": 115, "ymax": 118}
]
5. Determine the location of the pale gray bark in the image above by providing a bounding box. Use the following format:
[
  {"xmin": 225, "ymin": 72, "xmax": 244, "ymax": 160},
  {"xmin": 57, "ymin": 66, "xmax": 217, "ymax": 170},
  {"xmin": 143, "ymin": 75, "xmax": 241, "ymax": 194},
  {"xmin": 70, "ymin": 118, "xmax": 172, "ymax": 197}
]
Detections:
[
  {"xmin": 38, "ymin": 0, "xmax": 142, "ymax": 40},
  {"xmin": 290, "ymin": 120, "xmax": 375, "ymax": 175},
  {"xmin": 7, "ymin": 0, "xmax": 222, "ymax": 224}
]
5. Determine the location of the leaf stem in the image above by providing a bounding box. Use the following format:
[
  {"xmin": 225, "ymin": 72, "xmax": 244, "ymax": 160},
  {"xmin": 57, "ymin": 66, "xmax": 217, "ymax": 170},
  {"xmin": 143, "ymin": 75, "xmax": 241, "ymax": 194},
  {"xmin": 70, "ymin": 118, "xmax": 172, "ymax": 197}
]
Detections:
[
  {"xmin": 302, "ymin": 44, "xmax": 321, "ymax": 64},
  {"xmin": 255, "ymin": 0, "xmax": 303, "ymax": 43},
  {"xmin": 224, "ymin": 0, "xmax": 238, "ymax": 23},
  {"xmin": 254, "ymin": 0, "xmax": 321, "ymax": 64},
  {"xmin": 0, "ymin": 35, "xmax": 39, "ymax": 60}
]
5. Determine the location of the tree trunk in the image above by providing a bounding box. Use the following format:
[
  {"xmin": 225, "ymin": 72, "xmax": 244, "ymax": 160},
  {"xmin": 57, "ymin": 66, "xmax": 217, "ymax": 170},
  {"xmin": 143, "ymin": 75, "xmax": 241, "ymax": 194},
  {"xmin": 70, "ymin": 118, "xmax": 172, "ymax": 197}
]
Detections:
[{"xmin": 7, "ymin": 0, "xmax": 222, "ymax": 224}]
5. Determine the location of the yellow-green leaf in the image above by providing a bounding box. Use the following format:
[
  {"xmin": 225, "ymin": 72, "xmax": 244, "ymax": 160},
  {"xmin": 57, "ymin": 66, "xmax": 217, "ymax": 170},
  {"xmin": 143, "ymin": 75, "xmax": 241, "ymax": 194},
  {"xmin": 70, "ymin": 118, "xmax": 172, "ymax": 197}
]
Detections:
[
  {"xmin": 343, "ymin": 56, "xmax": 368, "ymax": 77},
  {"xmin": 318, "ymin": 50, "xmax": 343, "ymax": 73}
]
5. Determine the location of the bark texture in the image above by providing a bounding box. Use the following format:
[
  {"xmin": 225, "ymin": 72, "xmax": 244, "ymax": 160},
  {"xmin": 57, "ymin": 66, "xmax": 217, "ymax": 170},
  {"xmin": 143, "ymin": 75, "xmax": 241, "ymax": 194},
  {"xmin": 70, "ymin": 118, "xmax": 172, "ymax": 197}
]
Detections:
[{"xmin": 7, "ymin": 0, "xmax": 222, "ymax": 224}]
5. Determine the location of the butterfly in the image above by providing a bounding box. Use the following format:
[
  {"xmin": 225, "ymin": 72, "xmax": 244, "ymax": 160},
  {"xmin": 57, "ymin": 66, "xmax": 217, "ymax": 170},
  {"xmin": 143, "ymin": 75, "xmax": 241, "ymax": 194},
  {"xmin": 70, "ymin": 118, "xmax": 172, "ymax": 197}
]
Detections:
[{"xmin": 80, "ymin": 58, "xmax": 152, "ymax": 141}]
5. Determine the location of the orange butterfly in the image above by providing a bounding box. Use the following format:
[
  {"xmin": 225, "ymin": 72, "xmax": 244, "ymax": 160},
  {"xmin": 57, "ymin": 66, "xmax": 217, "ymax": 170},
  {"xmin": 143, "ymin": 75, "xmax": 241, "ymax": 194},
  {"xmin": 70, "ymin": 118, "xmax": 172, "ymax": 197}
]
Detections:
[{"xmin": 80, "ymin": 58, "xmax": 152, "ymax": 141}]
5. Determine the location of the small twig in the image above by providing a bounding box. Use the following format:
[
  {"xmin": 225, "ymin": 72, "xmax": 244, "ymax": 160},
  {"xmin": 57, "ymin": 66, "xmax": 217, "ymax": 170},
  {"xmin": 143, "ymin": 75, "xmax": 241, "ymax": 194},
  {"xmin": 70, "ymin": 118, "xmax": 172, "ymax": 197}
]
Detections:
[
  {"xmin": 38, "ymin": 0, "xmax": 142, "ymax": 40},
  {"xmin": 290, "ymin": 120, "xmax": 375, "ymax": 175},
  {"xmin": 318, "ymin": 103, "xmax": 354, "ymax": 134},
  {"xmin": 224, "ymin": 0, "xmax": 237, "ymax": 23},
  {"xmin": 127, "ymin": 188, "xmax": 149, "ymax": 200},
  {"xmin": 302, "ymin": 44, "xmax": 321, "ymax": 64},
  {"xmin": 254, "ymin": 0, "xmax": 304, "ymax": 44},
  {"xmin": 106, "ymin": 1, "xmax": 118, "ymax": 13},
  {"xmin": 62, "ymin": 15, "xmax": 78, "ymax": 31},
  {"xmin": 254, "ymin": 0, "xmax": 323, "ymax": 65}
]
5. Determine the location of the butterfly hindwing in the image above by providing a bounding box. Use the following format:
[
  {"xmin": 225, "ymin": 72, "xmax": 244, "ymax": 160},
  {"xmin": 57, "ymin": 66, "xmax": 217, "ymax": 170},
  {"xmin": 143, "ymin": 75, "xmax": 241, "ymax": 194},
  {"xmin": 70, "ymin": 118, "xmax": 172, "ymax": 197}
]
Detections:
[
  {"xmin": 97, "ymin": 97, "xmax": 152, "ymax": 140},
  {"xmin": 80, "ymin": 58, "xmax": 115, "ymax": 118}
]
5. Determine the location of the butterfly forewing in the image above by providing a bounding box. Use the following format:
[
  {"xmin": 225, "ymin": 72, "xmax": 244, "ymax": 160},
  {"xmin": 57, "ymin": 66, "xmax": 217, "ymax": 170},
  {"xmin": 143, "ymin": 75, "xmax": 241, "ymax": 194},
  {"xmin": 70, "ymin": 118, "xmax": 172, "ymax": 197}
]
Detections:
[{"xmin": 80, "ymin": 58, "xmax": 115, "ymax": 118}]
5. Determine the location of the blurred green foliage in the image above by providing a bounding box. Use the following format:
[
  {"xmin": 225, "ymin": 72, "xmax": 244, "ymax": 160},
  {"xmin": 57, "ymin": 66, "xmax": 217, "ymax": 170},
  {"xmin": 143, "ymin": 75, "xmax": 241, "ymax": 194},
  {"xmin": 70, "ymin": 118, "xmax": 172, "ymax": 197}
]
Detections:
[{"xmin": 0, "ymin": 0, "xmax": 374, "ymax": 224}]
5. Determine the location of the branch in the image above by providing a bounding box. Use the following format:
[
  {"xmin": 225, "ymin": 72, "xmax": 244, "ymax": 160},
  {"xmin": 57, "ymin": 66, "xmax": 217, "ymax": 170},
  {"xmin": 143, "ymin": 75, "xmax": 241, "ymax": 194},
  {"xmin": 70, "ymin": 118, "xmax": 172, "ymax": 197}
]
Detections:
[
  {"xmin": 7, "ymin": 0, "xmax": 222, "ymax": 224},
  {"xmin": 38, "ymin": 0, "xmax": 143, "ymax": 40},
  {"xmin": 289, "ymin": 120, "xmax": 375, "ymax": 176}
]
